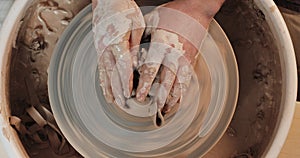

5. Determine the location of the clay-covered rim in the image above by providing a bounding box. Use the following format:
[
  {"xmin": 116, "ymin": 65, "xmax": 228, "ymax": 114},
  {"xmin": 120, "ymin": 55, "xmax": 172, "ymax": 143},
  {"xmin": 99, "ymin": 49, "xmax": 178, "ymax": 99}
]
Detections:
[
  {"xmin": 255, "ymin": 1, "xmax": 298, "ymax": 157},
  {"xmin": 48, "ymin": 4, "xmax": 238, "ymax": 157},
  {"xmin": 0, "ymin": 0, "xmax": 34, "ymax": 157}
]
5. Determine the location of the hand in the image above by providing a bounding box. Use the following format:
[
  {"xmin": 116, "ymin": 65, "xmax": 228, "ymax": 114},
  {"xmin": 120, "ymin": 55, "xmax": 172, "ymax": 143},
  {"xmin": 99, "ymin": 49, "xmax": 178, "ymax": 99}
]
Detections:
[
  {"xmin": 136, "ymin": 0, "xmax": 224, "ymax": 114},
  {"xmin": 92, "ymin": 0, "xmax": 145, "ymax": 106}
]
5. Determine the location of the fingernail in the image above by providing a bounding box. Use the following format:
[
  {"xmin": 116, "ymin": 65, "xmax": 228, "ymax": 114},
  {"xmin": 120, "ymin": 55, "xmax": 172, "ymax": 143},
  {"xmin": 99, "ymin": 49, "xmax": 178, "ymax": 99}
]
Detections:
[
  {"xmin": 157, "ymin": 99, "xmax": 164, "ymax": 111},
  {"xmin": 163, "ymin": 107, "xmax": 171, "ymax": 114},
  {"xmin": 124, "ymin": 91, "xmax": 130, "ymax": 99},
  {"xmin": 105, "ymin": 95, "xmax": 113, "ymax": 104},
  {"xmin": 156, "ymin": 85, "xmax": 168, "ymax": 110},
  {"xmin": 115, "ymin": 97, "xmax": 125, "ymax": 107}
]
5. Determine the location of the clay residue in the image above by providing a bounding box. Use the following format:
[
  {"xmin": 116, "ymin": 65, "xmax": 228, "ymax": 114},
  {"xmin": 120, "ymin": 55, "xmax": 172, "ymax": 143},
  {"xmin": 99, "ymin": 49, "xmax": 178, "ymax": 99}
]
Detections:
[
  {"xmin": 9, "ymin": 0, "xmax": 90, "ymax": 157},
  {"xmin": 8, "ymin": 0, "xmax": 283, "ymax": 157},
  {"xmin": 270, "ymin": 5, "xmax": 277, "ymax": 13},
  {"xmin": 205, "ymin": 0, "xmax": 282, "ymax": 157}
]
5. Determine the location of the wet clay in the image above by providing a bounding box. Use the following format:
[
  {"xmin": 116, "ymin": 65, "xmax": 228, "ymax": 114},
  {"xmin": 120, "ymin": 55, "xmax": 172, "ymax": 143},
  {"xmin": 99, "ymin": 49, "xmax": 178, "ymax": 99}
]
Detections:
[
  {"xmin": 8, "ymin": 0, "xmax": 282, "ymax": 158},
  {"xmin": 9, "ymin": 0, "xmax": 90, "ymax": 157},
  {"xmin": 205, "ymin": 0, "xmax": 282, "ymax": 157}
]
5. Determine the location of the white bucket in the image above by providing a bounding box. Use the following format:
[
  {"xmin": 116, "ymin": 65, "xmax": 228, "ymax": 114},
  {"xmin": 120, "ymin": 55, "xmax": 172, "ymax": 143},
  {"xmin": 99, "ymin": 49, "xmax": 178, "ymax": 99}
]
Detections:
[
  {"xmin": 0, "ymin": 1, "xmax": 33, "ymax": 157},
  {"xmin": 0, "ymin": 0, "xmax": 297, "ymax": 157},
  {"xmin": 254, "ymin": 1, "xmax": 297, "ymax": 157}
]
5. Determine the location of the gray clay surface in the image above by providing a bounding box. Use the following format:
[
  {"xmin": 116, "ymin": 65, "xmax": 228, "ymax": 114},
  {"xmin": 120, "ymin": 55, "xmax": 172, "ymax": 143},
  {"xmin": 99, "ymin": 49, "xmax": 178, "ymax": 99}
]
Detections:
[{"xmin": 8, "ymin": 0, "xmax": 282, "ymax": 157}]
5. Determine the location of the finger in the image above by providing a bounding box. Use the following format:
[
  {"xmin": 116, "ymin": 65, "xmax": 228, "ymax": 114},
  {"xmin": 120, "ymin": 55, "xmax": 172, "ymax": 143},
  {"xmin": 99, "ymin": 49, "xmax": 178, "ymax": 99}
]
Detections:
[
  {"xmin": 98, "ymin": 51, "xmax": 114, "ymax": 103},
  {"xmin": 155, "ymin": 66, "xmax": 176, "ymax": 110},
  {"xmin": 111, "ymin": 42, "xmax": 133, "ymax": 99},
  {"xmin": 136, "ymin": 42, "xmax": 166, "ymax": 102},
  {"xmin": 138, "ymin": 48, "xmax": 148, "ymax": 68},
  {"xmin": 144, "ymin": 9, "xmax": 159, "ymax": 37},
  {"xmin": 165, "ymin": 79, "xmax": 181, "ymax": 113},
  {"xmin": 166, "ymin": 60, "xmax": 192, "ymax": 111},
  {"xmin": 111, "ymin": 32, "xmax": 133, "ymax": 98},
  {"xmin": 130, "ymin": 28, "xmax": 144, "ymax": 68},
  {"xmin": 136, "ymin": 62, "xmax": 161, "ymax": 102},
  {"xmin": 157, "ymin": 49, "xmax": 182, "ymax": 110},
  {"xmin": 176, "ymin": 63, "xmax": 193, "ymax": 93},
  {"xmin": 130, "ymin": 6, "xmax": 145, "ymax": 68},
  {"xmin": 104, "ymin": 48, "xmax": 126, "ymax": 107},
  {"xmin": 111, "ymin": 65, "xmax": 126, "ymax": 107}
]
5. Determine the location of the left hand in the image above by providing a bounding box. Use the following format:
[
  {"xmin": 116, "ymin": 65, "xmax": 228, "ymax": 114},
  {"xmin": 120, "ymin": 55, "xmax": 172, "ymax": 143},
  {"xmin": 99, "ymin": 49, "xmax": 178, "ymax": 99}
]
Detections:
[
  {"xmin": 136, "ymin": 0, "xmax": 224, "ymax": 114},
  {"xmin": 92, "ymin": 0, "xmax": 145, "ymax": 106}
]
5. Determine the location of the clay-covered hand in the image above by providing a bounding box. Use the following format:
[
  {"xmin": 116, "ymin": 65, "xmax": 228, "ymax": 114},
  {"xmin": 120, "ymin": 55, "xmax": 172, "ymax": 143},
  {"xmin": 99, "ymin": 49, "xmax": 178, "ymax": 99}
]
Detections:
[
  {"xmin": 92, "ymin": 0, "xmax": 145, "ymax": 106},
  {"xmin": 136, "ymin": 0, "xmax": 224, "ymax": 113}
]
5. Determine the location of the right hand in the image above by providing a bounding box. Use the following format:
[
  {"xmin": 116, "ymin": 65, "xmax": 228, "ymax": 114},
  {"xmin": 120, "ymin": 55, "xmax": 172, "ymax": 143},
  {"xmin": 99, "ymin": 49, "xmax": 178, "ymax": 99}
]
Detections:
[
  {"xmin": 136, "ymin": 0, "xmax": 224, "ymax": 114},
  {"xmin": 92, "ymin": 0, "xmax": 145, "ymax": 106}
]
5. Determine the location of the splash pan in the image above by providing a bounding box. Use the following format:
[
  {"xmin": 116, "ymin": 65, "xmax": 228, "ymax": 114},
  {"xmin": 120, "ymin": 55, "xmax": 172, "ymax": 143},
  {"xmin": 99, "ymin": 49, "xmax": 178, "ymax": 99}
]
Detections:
[{"xmin": 48, "ymin": 5, "xmax": 238, "ymax": 157}]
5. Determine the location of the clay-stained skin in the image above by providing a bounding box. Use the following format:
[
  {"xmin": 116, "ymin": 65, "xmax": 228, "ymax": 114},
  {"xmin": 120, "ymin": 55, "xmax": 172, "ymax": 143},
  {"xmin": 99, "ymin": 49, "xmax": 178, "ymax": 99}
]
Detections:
[
  {"xmin": 136, "ymin": 8, "xmax": 201, "ymax": 113},
  {"xmin": 92, "ymin": 0, "xmax": 145, "ymax": 107}
]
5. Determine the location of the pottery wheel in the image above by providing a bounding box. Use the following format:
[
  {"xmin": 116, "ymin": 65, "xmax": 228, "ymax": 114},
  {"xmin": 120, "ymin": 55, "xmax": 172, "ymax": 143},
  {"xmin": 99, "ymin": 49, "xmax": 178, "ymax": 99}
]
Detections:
[{"xmin": 48, "ymin": 5, "xmax": 239, "ymax": 157}]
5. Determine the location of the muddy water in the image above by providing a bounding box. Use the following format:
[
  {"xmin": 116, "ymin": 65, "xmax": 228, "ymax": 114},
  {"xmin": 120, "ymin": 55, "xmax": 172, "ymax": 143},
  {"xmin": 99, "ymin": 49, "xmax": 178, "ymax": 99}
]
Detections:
[{"xmin": 8, "ymin": 0, "xmax": 282, "ymax": 157}]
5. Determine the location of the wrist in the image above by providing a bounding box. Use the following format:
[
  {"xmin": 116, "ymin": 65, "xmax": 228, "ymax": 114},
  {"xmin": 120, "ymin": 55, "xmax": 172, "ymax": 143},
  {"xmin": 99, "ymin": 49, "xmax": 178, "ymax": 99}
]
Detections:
[{"xmin": 184, "ymin": 0, "xmax": 225, "ymax": 18}]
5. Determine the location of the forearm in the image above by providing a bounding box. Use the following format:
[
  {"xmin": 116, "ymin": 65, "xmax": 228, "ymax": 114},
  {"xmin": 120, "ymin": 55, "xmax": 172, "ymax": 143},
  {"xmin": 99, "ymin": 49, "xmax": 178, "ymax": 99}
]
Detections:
[
  {"xmin": 169, "ymin": 0, "xmax": 224, "ymax": 28},
  {"xmin": 188, "ymin": 0, "xmax": 225, "ymax": 17}
]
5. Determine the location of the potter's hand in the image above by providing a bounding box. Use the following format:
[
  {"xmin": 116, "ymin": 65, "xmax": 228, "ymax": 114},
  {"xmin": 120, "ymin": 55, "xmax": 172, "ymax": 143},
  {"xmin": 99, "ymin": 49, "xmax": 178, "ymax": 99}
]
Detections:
[
  {"xmin": 92, "ymin": 0, "xmax": 145, "ymax": 106},
  {"xmin": 136, "ymin": 0, "xmax": 224, "ymax": 113}
]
